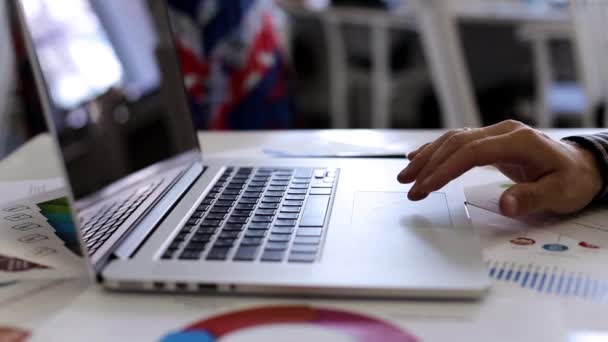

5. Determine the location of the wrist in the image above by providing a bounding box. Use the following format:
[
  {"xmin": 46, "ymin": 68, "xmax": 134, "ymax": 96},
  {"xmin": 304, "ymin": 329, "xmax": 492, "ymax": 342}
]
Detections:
[{"xmin": 568, "ymin": 142, "xmax": 604, "ymax": 199}]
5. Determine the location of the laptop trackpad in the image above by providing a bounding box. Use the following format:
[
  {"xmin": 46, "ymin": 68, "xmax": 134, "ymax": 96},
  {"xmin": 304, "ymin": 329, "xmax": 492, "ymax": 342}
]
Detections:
[{"xmin": 352, "ymin": 191, "xmax": 453, "ymax": 229}]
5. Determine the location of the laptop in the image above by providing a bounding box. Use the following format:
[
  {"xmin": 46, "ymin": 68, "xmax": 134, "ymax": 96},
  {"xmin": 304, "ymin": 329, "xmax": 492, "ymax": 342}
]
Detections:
[{"xmin": 16, "ymin": 0, "xmax": 489, "ymax": 298}]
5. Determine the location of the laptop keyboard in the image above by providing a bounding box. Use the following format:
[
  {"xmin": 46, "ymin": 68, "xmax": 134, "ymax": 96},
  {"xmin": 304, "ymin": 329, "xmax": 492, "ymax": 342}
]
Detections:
[
  {"xmin": 161, "ymin": 167, "xmax": 338, "ymax": 263},
  {"xmin": 80, "ymin": 181, "xmax": 162, "ymax": 255}
]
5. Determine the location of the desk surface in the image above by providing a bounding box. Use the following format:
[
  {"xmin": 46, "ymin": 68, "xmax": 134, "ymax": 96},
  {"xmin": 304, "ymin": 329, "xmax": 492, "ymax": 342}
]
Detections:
[{"xmin": 1, "ymin": 129, "xmax": 607, "ymax": 342}]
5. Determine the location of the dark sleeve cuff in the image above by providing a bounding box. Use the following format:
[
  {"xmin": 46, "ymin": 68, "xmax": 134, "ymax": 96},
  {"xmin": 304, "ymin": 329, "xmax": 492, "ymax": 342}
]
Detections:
[{"xmin": 562, "ymin": 133, "xmax": 608, "ymax": 202}]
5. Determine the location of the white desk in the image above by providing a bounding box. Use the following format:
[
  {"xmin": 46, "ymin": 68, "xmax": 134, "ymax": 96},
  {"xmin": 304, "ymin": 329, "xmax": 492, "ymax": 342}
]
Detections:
[{"xmin": 1, "ymin": 129, "xmax": 608, "ymax": 341}]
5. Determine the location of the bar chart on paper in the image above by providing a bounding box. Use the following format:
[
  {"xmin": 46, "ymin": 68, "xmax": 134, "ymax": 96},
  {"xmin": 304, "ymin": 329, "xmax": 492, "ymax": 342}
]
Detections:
[
  {"xmin": 466, "ymin": 182, "xmax": 608, "ymax": 302},
  {"xmin": 487, "ymin": 259, "xmax": 608, "ymax": 302}
]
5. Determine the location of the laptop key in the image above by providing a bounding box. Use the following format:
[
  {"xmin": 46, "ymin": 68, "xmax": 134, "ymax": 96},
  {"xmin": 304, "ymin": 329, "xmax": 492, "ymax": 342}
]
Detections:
[
  {"xmin": 179, "ymin": 251, "xmax": 201, "ymax": 260},
  {"xmin": 191, "ymin": 234, "xmax": 213, "ymax": 243},
  {"xmin": 213, "ymin": 239, "xmax": 236, "ymax": 248},
  {"xmin": 288, "ymin": 253, "xmax": 316, "ymax": 263},
  {"xmin": 239, "ymin": 198, "xmax": 258, "ymax": 204},
  {"xmin": 190, "ymin": 211, "xmax": 205, "ymax": 219},
  {"xmin": 262, "ymin": 197, "xmax": 281, "ymax": 203},
  {"xmin": 291, "ymin": 244, "xmax": 318, "ymax": 253},
  {"xmin": 287, "ymin": 189, "xmax": 307, "ymax": 195},
  {"xmin": 255, "ymin": 209, "xmax": 276, "ymax": 216},
  {"xmin": 285, "ymin": 195, "xmax": 305, "ymax": 201},
  {"xmin": 283, "ymin": 200, "xmax": 304, "ymax": 207},
  {"xmin": 214, "ymin": 200, "xmax": 235, "ymax": 207},
  {"xmin": 280, "ymin": 206, "xmax": 301, "ymax": 213},
  {"xmin": 269, "ymin": 181, "xmax": 289, "ymax": 186},
  {"xmin": 252, "ymin": 216, "xmax": 272, "ymax": 223},
  {"xmin": 227, "ymin": 216, "xmax": 248, "ymax": 224},
  {"xmin": 201, "ymin": 219, "xmax": 222, "ymax": 227},
  {"xmin": 169, "ymin": 241, "xmax": 182, "ymax": 249},
  {"xmin": 274, "ymin": 219, "xmax": 297, "ymax": 227},
  {"xmin": 223, "ymin": 224, "xmax": 246, "ymax": 231},
  {"xmin": 249, "ymin": 222, "xmax": 271, "ymax": 230},
  {"xmin": 242, "ymin": 192, "xmax": 262, "ymax": 198},
  {"xmin": 272, "ymin": 227, "xmax": 294, "ymax": 234},
  {"xmin": 259, "ymin": 203, "xmax": 279, "ymax": 209},
  {"xmin": 234, "ymin": 246, "xmax": 260, "ymax": 261},
  {"xmin": 206, "ymin": 248, "xmax": 231, "ymax": 261},
  {"xmin": 240, "ymin": 237, "xmax": 264, "ymax": 246},
  {"xmin": 184, "ymin": 242, "xmax": 207, "ymax": 251},
  {"xmin": 161, "ymin": 251, "xmax": 175, "ymax": 259},
  {"xmin": 236, "ymin": 203, "xmax": 256, "ymax": 210},
  {"xmin": 219, "ymin": 231, "xmax": 240, "ymax": 239},
  {"xmin": 294, "ymin": 168, "xmax": 313, "ymax": 178},
  {"xmin": 299, "ymin": 195, "xmax": 330, "ymax": 227},
  {"xmin": 278, "ymin": 213, "xmax": 299, "ymax": 220},
  {"xmin": 261, "ymin": 250, "xmax": 285, "ymax": 262},
  {"xmin": 268, "ymin": 234, "xmax": 291, "ymax": 242},
  {"xmin": 244, "ymin": 230, "xmax": 267, "ymax": 238},
  {"xmin": 293, "ymin": 236, "xmax": 321, "ymax": 244},
  {"xmin": 265, "ymin": 242, "xmax": 289, "ymax": 251},
  {"xmin": 219, "ymin": 194, "xmax": 239, "ymax": 201},
  {"xmin": 210, "ymin": 206, "xmax": 230, "ymax": 213},
  {"xmin": 231, "ymin": 210, "xmax": 253, "ymax": 217},
  {"xmin": 265, "ymin": 191, "xmax": 284, "ymax": 197},
  {"xmin": 310, "ymin": 188, "xmax": 332, "ymax": 195},
  {"xmin": 290, "ymin": 184, "xmax": 309, "ymax": 189},
  {"xmin": 197, "ymin": 227, "xmax": 217, "ymax": 234},
  {"xmin": 296, "ymin": 228, "xmax": 323, "ymax": 237},
  {"xmin": 206, "ymin": 213, "xmax": 227, "ymax": 220}
]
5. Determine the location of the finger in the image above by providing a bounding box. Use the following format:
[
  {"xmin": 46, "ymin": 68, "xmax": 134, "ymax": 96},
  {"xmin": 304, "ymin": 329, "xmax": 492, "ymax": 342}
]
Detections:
[
  {"xmin": 413, "ymin": 131, "xmax": 527, "ymax": 197},
  {"xmin": 414, "ymin": 123, "xmax": 515, "ymax": 187},
  {"xmin": 397, "ymin": 130, "xmax": 463, "ymax": 184},
  {"xmin": 407, "ymin": 143, "xmax": 430, "ymax": 160},
  {"xmin": 499, "ymin": 177, "xmax": 556, "ymax": 217}
]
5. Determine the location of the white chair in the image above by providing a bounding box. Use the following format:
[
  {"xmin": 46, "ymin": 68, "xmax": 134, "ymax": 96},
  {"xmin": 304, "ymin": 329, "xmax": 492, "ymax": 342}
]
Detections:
[
  {"xmin": 520, "ymin": 0, "xmax": 608, "ymax": 128},
  {"xmin": 321, "ymin": 1, "xmax": 482, "ymax": 129},
  {"xmin": 0, "ymin": 1, "xmax": 16, "ymax": 158}
]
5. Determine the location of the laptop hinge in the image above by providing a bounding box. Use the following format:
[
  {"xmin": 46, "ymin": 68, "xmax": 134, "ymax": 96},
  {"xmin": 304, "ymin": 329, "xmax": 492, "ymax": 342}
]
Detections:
[{"xmin": 112, "ymin": 162, "xmax": 204, "ymax": 259}]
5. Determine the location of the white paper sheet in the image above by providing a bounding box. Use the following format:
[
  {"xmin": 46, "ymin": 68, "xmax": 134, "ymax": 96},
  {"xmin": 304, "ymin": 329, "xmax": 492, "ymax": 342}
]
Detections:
[
  {"xmin": 0, "ymin": 186, "xmax": 87, "ymax": 280},
  {"xmin": 466, "ymin": 182, "xmax": 608, "ymax": 303}
]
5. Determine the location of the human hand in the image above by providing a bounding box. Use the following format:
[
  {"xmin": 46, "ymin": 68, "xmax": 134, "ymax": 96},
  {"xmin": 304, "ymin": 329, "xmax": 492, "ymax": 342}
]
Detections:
[{"xmin": 397, "ymin": 120, "xmax": 603, "ymax": 217}]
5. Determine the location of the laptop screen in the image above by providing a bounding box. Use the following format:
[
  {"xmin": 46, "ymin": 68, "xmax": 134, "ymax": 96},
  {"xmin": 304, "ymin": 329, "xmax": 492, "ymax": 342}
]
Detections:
[{"xmin": 19, "ymin": 0, "xmax": 200, "ymax": 201}]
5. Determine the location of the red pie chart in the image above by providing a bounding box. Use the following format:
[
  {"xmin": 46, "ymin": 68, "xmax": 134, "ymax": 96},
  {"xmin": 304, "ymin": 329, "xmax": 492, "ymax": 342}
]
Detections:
[{"xmin": 161, "ymin": 305, "xmax": 417, "ymax": 342}]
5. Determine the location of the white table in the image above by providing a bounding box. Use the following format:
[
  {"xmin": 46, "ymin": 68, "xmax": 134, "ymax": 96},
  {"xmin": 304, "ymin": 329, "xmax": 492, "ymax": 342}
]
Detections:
[{"xmin": 1, "ymin": 129, "xmax": 608, "ymax": 341}]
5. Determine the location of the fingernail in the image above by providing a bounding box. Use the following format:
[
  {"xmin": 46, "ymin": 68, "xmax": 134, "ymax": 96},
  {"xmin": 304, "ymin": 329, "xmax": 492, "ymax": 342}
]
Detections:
[
  {"xmin": 397, "ymin": 168, "xmax": 411, "ymax": 183},
  {"xmin": 503, "ymin": 194, "xmax": 518, "ymax": 216}
]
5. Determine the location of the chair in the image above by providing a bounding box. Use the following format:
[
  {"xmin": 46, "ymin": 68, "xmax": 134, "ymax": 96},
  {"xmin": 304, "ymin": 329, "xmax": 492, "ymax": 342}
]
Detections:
[
  {"xmin": 297, "ymin": 0, "xmax": 482, "ymax": 129},
  {"xmin": 520, "ymin": 0, "xmax": 608, "ymax": 128}
]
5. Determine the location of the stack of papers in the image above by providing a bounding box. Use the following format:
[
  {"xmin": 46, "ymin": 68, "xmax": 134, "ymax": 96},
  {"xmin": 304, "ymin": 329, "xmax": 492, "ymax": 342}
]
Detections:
[{"xmin": 0, "ymin": 179, "xmax": 87, "ymax": 280}]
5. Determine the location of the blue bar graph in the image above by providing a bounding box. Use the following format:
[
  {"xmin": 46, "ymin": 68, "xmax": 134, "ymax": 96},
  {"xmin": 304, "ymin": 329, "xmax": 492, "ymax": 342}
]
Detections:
[{"xmin": 486, "ymin": 259, "xmax": 608, "ymax": 302}]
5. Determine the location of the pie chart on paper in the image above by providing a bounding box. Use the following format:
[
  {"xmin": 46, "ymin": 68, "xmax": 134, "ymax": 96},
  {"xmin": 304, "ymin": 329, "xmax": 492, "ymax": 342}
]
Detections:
[{"xmin": 160, "ymin": 305, "xmax": 417, "ymax": 342}]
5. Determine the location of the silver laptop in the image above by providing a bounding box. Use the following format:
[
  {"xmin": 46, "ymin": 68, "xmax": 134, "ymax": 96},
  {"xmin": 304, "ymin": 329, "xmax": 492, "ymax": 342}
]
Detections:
[{"xmin": 16, "ymin": 0, "xmax": 489, "ymax": 298}]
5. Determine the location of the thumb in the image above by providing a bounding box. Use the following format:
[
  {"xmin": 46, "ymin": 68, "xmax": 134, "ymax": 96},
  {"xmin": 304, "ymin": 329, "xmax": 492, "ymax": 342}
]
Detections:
[{"xmin": 499, "ymin": 180, "xmax": 553, "ymax": 217}]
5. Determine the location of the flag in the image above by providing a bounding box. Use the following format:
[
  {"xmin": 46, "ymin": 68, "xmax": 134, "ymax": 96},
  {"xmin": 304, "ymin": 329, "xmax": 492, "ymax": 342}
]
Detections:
[{"xmin": 167, "ymin": 0, "xmax": 293, "ymax": 130}]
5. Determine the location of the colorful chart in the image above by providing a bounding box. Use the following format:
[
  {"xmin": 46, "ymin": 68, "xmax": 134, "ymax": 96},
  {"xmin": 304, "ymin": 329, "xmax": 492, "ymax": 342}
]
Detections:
[
  {"xmin": 487, "ymin": 259, "xmax": 608, "ymax": 302},
  {"xmin": 161, "ymin": 305, "xmax": 417, "ymax": 342},
  {"xmin": 37, "ymin": 197, "xmax": 81, "ymax": 256},
  {"xmin": 0, "ymin": 254, "xmax": 48, "ymax": 272}
]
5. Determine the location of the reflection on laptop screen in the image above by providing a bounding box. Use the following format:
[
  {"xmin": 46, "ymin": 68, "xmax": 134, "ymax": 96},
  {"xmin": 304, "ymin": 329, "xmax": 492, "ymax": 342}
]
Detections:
[{"xmin": 20, "ymin": 0, "xmax": 199, "ymax": 200}]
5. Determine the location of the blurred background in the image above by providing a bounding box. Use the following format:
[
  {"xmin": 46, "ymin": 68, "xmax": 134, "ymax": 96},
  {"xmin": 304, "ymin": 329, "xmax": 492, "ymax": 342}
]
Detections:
[{"xmin": 2, "ymin": 0, "xmax": 606, "ymax": 159}]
